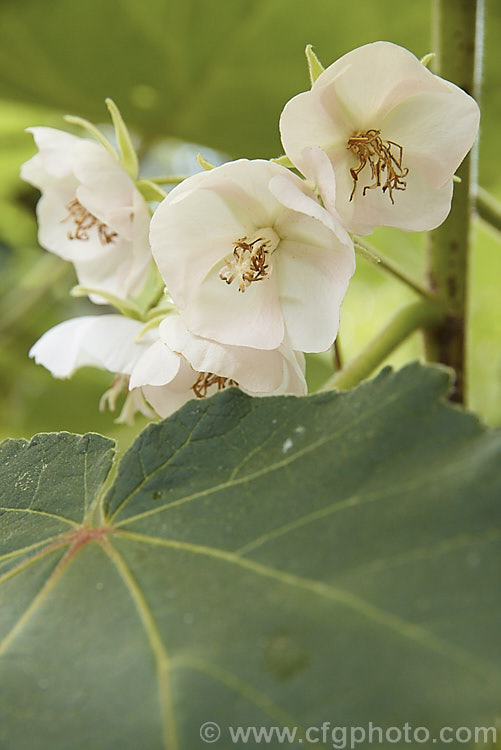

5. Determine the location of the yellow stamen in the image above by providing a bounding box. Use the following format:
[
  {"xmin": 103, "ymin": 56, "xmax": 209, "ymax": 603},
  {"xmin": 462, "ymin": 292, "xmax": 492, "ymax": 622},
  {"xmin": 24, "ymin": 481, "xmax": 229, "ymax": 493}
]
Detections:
[
  {"xmin": 61, "ymin": 198, "xmax": 118, "ymax": 244},
  {"xmin": 219, "ymin": 227, "xmax": 279, "ymax": 293},
  {"xmin": 191, "ymin": 372, "xmax": 237, "ymax": 399},
  {"xmin": 347, "ymin": 129, "xmax": 408, "ymax": 203}
]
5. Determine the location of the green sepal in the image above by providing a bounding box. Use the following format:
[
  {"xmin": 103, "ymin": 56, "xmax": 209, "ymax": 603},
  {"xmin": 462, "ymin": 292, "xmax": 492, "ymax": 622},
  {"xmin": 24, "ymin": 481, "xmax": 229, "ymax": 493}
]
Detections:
[
  {"xmin": 135, "ymin": 308, "xmax": 176, "ymax": 340},
  {"xmin": 135, "ymin": 179, "xmax": 167, "ymax": 202},
  {"xmin": 305, "ymin": 44, "xmax": 325, "ymax": 85},
  {"xmin": 105, "ymin": 98, "xmax": 139, "ymax": 180},
  {"xmin": 420, "ymin": 52, "xmax": 435, "ymax": 68},
  {"xmin": 271, "ymin": 154, "xmax": 295, "ymax": 169},
  {"xmin": 132, "ymin": 262, "xmax": 166, "ymax": 316},
  {"xmin": 70, "ymin": 285, "xmax": 144, "ymax": 320},
  {"xmin": 145, "ymin": 302, "xmax": 176, "ymax": 321},
  {"xmin": 145, "ymin": 175, "xmax": 189, "ymax": 185},
  {"xmin": 197, "ymin": 152, "xmax": 216, "ymax": 170},
  {"xmin": 63, "ymin": 115, "xmax": 117, "ymax": 158}
]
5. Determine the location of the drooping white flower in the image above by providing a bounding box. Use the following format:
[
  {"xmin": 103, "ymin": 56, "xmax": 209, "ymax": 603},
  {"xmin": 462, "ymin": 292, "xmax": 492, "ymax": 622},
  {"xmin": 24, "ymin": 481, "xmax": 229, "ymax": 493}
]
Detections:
[
  {"xmin": 149, "ymin": 158, "xmax": 355, "ymax": 353},
  {"xmin": 279, "ymin": 41, "xmax": 480, "ymax": 235},
  {"xmin": 21, "ymin": 127, "xmax": 152, "ymax": 302},
  {"xmin": 129, "ymin": 313, "xmax": 306, "ymax": 417},
  {"xmin": 30, "ymin": 311, "xmax": 307, "ymax": 422},
  {"xmin": 29, "ymin": 315, "xmax": 159, "ymax": 422}
]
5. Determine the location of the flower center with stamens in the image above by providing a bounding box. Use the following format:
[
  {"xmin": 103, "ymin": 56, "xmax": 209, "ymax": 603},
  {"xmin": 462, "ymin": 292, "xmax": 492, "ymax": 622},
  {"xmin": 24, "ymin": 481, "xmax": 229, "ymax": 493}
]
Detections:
[
  {"xmin": 191, "ymin": 372, "xmax": 238, "ymax": 399},
  {"xmin": 347, "ymin": 129, "xmax": 409, "ymax": 204},
  {"xmin": 61, "ymin": 198, "xmax": 118, "ymax": 245},
  {"xmin": 219, "ymin": 227, "xmax": 280, "ymax": 293}
]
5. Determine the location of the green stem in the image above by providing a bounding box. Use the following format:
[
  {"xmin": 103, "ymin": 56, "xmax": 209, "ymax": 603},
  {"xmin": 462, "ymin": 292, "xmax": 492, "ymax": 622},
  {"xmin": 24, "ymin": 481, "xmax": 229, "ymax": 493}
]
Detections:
[
  {"xmin": 425, "ymin": 0, "xmax": 483, "ymax": 403},
  {"xmin": 322, "ymin": 300, "xmax": 446, "ymax": 392},
  {"xmin": 332, "ymin": 336, "xmax": 343, "ymax": 371},
  {"xmin": 476, "ymin": 187, "xmax": 501, "ymax": 233},
  {"xmin": 354, "ymin": 239, "xmax": 437, "ymax": 301}
]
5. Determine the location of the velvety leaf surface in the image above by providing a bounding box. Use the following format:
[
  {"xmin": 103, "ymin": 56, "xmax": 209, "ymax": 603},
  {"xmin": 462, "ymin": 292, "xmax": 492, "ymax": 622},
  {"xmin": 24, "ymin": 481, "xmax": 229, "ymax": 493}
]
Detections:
[{"xmin": 1, "ymin": 364, "xmax": 500, "ymax": 749}]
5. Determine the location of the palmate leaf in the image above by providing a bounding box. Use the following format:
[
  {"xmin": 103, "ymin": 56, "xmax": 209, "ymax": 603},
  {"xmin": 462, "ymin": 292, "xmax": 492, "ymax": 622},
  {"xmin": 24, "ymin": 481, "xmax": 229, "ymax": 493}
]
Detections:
[{"xmin": 0, "ymin": 364, "xmax": 500, "ymax": 750}]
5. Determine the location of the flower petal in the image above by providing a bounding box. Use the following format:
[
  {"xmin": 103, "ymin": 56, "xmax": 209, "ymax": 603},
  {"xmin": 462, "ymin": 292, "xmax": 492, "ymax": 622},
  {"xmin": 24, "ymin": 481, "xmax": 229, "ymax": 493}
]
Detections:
[
  {"xmin": 20, "ymin": 154, "xmax": 58, "ymax": 192},
  {"xmin": 271, "ymin": 346, "xmax": 307, "ymax": 396},
  {"xmin": 72, "ymin": 242, "xmax": 146, "ymax": 302},
  {"xmin": 73, "ymin": 140, "xmax": 135, "ymax": 234},
  {"xmin": 24, "ymin": 127, "xmax": 81, "ymax": 178},
  {"xmin": 150, "ymin": 185, "xmax": 251, "ymax": 309},
  {"xmin": 279, "ymin": 88, "xmax": 349, "ymax": 176},
  {"xmin": 298, "ymin": 146, "xmax": 338, "ymax": 214},
  {"xmin": 36, "ymin": 188, "xmax": 96, "ymax": 261},
  {"xmin": 160, "ymin": 315, "xmax": 286, "ymax": 392},
  {"xmin": 150, "ymin": 159, "xmax": 289, "ymax": 310},
  {"xmin": 184, "ymin": 262, "xmax": 285, "ymax": 350},
  {"xmin": 269, "ymin": 164, "xmax": 351, "ymax": 246},
  {"xmin": 279, "ymin": 42, "xmax": 479, "ymax": 234},
  {"xmin": 30, "ymin": 315, "xmax": 147, "ymax": 378},
  {"xmin": 141, "ymin": 358, "xmax": 199, "ymax": 418},
  {"xmin": 276, "ymin": 231, "xmax": 355, "ymax": 352},
  {"xmin": 22, "ymin": 128, "xmax": 151, "ymax": 302},
  {"xmin": 314, "ymin": 42, "xmax": 435, "ymax": 126},
  {"xmin": 339, "ymin": 148, "xmax": 455, "ymax": 234},
  {"xmin": 129, "ymin": 339, "xmax": 181, "ymax": 389},
  {"xmin": 382, "ymin": 86, "xmax": 480, "ymax": 189}
]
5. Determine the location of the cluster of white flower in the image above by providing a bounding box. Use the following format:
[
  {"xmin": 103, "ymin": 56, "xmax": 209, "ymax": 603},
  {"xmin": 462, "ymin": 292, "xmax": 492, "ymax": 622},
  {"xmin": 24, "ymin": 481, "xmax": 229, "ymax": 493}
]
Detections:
[{"xmin": 24, "ymin": 42, "xmax": 479, "ymax": 422}]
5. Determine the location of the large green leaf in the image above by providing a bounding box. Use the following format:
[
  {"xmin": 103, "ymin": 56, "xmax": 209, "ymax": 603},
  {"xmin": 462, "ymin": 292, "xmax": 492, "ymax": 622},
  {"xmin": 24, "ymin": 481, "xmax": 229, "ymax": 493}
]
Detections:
[{"xmin": 1, "ymin": 364, "xmax": 500, "ymax": 749}]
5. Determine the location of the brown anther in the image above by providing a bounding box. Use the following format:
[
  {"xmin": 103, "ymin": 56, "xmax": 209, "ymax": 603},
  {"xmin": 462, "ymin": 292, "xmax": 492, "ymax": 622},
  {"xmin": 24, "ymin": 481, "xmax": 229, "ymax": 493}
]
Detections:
[
  {"xmin": 219, "ymin": 237, "xmax": 271, "ymax": 293},
  {"xmin": 191, "ymin": 372, "xmax": 238, "ymax": 399},
  {"xmin": 347, "ymin": 129, "xmax": 409, "ymax": 203},
  {"xmin": 61, "ymin": 198, "xmax": 118, "ymax": 245}
]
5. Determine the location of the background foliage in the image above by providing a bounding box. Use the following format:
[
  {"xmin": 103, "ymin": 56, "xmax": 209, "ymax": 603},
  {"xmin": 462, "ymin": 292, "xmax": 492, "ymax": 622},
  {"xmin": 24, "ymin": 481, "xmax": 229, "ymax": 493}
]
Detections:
[{"xmin": 0, "ymin": 0, "xmax": 499, "ymax": 447}]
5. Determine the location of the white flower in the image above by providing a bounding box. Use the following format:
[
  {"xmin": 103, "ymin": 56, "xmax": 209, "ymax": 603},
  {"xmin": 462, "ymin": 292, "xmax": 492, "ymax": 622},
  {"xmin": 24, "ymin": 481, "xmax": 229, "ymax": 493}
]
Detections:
[
  {"xmin": 279, "ymin": 41, "xmax": 480, "ymax": 235},
  {"xmin": 21, "ymin": 127, "xmax": 152, "ymax": 302},
  {"xmin": 149, "ymin": 158, "xmax": 355, "ymax": 353},
  {"xmin": 129, "ymin": 314, "xmax": 307, "ymax": 417},
  {"xmin": 30, "ymin": 312, "xmax": 307, "ymax": 422},
  {"xmin": 29, "ymin": 315, "xmax": 159, "ymax": 423}
]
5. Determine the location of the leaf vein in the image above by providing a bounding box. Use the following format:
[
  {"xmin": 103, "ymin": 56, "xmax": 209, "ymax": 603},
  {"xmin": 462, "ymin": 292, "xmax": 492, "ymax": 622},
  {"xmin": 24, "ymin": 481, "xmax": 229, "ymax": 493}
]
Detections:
[
  {"xmin": 172, "ymin": 656, "xmax": 319, "ymax": 746},
  {"xmin": 116, "ymin": 530, "xmax": 498, "ymax": 682},
  {"xmin": 0, "ymin": 507, "xmax": 79, "ymax": 526},
  {"xmin": 101, "ymin": 539, "xmax": 179, "ymax": 750}
]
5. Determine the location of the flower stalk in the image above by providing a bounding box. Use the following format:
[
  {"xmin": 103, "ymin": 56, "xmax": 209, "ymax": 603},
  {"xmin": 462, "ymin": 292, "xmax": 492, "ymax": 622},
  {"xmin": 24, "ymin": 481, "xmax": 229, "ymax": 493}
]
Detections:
[
  {"xmin": 354, "ymin": 239, "xmax": 437, "ymax": 302},
  {"xmin": 425, "ymin": 0, "xmax": 483, "ymax": 403},
  {"xmin": 476, "ymin": 187, "xmax": 501, "ymax": 234},
  {"xmin": 322, "ymin": 300, "xmax": 446, "ymax": 392}
]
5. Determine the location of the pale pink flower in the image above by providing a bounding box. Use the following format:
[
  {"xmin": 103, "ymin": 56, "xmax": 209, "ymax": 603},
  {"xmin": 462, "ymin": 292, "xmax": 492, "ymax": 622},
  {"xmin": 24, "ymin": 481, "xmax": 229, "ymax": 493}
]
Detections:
[
  {"xmin": 150, "ymin": 159, "xmax": 355, "ymax": 353},
  {"xmin": 280, "ymin": 42, "xmax": 480, "ymax": 235}
]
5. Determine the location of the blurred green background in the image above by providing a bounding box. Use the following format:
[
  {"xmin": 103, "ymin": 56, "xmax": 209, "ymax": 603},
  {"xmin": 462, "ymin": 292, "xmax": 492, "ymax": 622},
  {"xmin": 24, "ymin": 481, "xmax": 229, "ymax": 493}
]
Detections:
[{"xmin": 0, "ymin": 0, "xmax": 499, "ymax": 448}]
